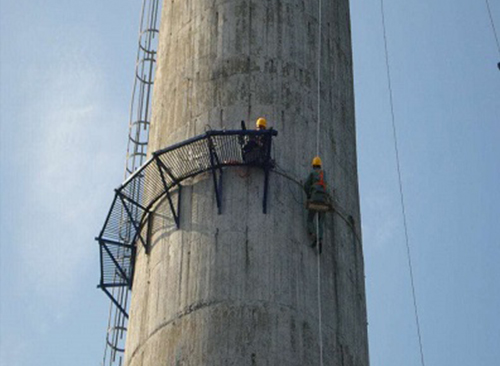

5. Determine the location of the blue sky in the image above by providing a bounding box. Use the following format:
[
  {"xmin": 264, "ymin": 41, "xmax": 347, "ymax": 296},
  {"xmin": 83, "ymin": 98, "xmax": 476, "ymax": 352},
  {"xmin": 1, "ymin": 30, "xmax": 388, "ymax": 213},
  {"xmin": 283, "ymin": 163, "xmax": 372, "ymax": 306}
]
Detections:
[{"xmin": 1, "ymin": 1, "xmax": 499, "ymax": 365}]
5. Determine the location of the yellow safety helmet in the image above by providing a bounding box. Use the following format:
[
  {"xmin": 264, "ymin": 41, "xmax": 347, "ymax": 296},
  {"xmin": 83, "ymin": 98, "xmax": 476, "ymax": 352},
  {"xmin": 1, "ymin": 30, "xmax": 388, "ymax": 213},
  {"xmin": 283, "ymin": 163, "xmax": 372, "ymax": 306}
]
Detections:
[
  {"xmin": 256, "ymin": 117, "xmax": 267, "ymax": 129},
  {"xmin": 312, "ymin": 156, "xmax": 322, "ymax": 167}
]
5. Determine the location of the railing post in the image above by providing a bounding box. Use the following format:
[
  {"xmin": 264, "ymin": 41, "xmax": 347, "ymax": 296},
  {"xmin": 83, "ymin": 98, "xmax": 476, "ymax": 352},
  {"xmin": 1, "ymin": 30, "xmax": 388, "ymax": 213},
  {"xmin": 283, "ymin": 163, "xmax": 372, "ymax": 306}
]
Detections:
[
  {"xmin": 116, "ymin": 191, "xmax": 149, "ymax": 251},
  {"xmin": 207, "ymin": 135, "xmax": 223, "ymax": 214},
  {"xmin": 155, "ymin": 157, "xmax": 181, "ymax": 228}
]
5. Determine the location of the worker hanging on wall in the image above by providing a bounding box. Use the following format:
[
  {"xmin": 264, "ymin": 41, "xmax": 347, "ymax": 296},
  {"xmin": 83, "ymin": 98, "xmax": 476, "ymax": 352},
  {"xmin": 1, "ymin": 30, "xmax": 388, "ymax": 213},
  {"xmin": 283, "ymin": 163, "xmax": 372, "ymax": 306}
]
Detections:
[
  {"xmin": 241, "ymin": 117, "xmax": 271, "ymax": 165},
  {"xmin": 304, "ymin": 156, "xmax": 333, "ymax": 253}
]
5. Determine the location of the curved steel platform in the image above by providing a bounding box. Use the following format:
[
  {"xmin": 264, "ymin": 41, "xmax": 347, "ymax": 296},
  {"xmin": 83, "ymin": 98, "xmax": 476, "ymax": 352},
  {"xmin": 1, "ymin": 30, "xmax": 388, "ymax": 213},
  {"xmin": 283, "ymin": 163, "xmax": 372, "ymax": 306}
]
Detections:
[{"xmin": 96, "ymin": 129, "xmax": 278, "ymax": 316}]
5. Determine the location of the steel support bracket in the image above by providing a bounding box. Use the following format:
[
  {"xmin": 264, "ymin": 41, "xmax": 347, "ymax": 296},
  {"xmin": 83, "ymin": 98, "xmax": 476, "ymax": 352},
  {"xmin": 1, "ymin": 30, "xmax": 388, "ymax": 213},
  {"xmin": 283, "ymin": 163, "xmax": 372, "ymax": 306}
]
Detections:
[
  {"xmin": 207, "ymin": 136, "xmax": 223, "ymax": 214},
  {"xmin": 116, "ymin": 191, "xmax": 148, "ymax": 251},
  {"xmin": 262, "ymin": 133, "xmax": 274, "ymax": 214},
  {"xmin": 99, "ymin": 285, "xmax": 129, "ymax": 319},
  {"xmin": 155, "ymin": 157, "xmax": 182, "ymax": 228},
  {"xmin": 263, "ymin": 167, "xmax": 270, "ymax": 214},
  {"xmin": 98, "ymin": 238, "xmax": 132, "ymax": 288}
]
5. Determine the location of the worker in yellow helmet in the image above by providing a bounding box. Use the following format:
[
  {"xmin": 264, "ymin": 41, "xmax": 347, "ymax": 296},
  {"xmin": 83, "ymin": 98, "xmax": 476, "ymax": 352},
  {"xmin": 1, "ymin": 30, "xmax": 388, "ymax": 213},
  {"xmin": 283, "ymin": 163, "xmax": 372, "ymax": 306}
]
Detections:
[
  {"xmin": 242, "ymin": 117, "xmax": 268, "ymax": 164},
  {"xmin": 256, "ymin": 117, "xmax": 267, "ymax": 130},
  {"xmin": 304, "ymin": 156, "xmax": 327, "ymax": 252}
]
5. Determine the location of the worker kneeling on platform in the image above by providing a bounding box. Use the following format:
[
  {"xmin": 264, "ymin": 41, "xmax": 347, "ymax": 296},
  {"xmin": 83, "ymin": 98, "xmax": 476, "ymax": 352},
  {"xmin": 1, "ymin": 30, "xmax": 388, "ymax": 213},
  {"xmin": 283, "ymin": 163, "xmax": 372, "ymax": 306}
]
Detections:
[
  {"xmin": 242, "ymin": 117, "xmax": 269, "ymax": 165},
  {"xmin": 304, "ymin": 156, "xmax": 330, "ymax": 252}
]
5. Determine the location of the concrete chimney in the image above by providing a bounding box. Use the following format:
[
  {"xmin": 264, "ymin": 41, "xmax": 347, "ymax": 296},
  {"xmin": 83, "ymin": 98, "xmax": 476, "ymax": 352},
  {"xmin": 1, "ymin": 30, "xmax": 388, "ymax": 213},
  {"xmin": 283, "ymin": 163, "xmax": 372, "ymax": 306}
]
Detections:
[{"xmin": 124, "ymin": 1, "xmax": 369, "ymax": 365}]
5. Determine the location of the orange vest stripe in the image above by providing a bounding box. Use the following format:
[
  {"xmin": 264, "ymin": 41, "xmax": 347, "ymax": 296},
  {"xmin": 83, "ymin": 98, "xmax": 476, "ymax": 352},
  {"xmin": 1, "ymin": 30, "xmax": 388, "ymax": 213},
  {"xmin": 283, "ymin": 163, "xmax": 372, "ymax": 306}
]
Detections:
[{"xmin": 317, "ymin": 170, "xmax": 326, "ymax": 189}]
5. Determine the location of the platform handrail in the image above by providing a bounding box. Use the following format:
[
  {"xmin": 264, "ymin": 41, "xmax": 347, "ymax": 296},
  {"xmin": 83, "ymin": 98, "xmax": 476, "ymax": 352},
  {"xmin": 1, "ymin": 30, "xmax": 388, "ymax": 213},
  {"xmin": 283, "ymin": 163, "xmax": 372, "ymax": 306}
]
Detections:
[{"xmin": 97, "ymin": 128, "xmax": 278, "ymax": 317}]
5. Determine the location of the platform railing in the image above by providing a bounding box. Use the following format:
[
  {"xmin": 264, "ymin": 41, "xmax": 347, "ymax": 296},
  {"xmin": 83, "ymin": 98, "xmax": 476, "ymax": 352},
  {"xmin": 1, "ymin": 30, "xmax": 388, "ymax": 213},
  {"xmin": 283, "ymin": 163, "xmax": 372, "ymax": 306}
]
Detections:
[{"xmin": 97, "ymin": 129, "xmax": 278, "ymax": 318}]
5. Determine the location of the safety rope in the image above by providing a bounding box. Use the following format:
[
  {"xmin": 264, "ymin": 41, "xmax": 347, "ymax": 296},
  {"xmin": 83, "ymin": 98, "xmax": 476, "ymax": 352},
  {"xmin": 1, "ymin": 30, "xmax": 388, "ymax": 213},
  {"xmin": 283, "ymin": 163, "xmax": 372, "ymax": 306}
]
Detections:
[
  {"xmin": 316, "ymin": 0, "xmax": 324, "ymax": 365},
  {"xmin": 272, "ymin": 166, "xmax": 361, "ymax": 243},
  {"xmin": 316, "ymin": 0, "xmax": 322, "ymax": 158},
  {"xmin": 485, "ymin": 0, "xmax": 500, "ymax": 58},
  {"xmin": 379, "ymin": 1, "xmax": 426, "ymax": 366}
]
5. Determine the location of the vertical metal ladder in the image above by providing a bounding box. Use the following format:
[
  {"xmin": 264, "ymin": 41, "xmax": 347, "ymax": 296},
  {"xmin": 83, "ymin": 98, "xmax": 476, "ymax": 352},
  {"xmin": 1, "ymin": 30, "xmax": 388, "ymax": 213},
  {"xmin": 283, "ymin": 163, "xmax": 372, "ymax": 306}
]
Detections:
[{"xmin": 100, "ymin": 1, "xmax": 161, "ymax": 365}]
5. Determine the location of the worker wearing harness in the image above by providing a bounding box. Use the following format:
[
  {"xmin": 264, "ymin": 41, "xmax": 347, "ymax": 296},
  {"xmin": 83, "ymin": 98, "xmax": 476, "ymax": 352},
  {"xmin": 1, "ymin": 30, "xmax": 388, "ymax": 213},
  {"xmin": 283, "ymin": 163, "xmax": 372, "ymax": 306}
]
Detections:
[
  {"xmin": 242, "ymin": 117, "xmax": 269, "ymax": 165},
  {"xmin": 304, "ymin": 156, "xmax": 327, "ymax": 249}
]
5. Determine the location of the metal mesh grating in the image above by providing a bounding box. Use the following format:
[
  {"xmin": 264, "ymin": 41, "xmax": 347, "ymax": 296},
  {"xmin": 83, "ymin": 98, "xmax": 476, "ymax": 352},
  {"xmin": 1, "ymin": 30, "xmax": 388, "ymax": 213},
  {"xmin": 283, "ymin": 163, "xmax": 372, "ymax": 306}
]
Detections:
[{"xmin": 97, "ymin": 128, "xmax": 277, "ymax": 318}]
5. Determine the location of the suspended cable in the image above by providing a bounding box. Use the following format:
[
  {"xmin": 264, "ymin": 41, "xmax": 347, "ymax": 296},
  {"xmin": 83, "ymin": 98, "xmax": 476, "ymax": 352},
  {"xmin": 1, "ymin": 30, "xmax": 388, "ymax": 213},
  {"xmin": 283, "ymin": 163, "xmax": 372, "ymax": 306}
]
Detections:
[
  {"xmin": 316, "ymin": 0, "xmax": 324, "ymax": 365},
  {"xmin": 316, "ymin": 231, "xmax": 323, "ymax": 365},
  {"xmin": 379, "ymin": 1, "xmax": 426, "ymax": 366},
  {"xmin": 272, "ymin": 166, "xmax": 362, "ymax": 243},
  {"xmin": 484, "ymin": 0, "xmax": 500, "ymax": 68},
  {"xmin": 485, "ymin": 0, "xmax": 500, "ymax": 54},
  {"xmin": 316, "ymin": 0, "xmax": 322, "ymax": 157}
]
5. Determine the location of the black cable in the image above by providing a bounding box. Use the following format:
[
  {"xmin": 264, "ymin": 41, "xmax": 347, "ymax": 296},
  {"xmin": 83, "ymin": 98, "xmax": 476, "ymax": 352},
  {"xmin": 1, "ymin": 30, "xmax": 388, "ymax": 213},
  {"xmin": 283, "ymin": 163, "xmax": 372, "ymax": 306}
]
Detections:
[
  {"xmin": 485, "ymin": 0, "xmax": 500, "ymax": 69},
  {"xmin": 380, "ymin": 1, "xmax": 426, "ymax": 365},
  {"xmin": 486, "ymin": 0, "xmax": 500, "ymax": 55},
  {"xmin": 271, "ymin": 166, "xmax": 361, "ymax": 244}
]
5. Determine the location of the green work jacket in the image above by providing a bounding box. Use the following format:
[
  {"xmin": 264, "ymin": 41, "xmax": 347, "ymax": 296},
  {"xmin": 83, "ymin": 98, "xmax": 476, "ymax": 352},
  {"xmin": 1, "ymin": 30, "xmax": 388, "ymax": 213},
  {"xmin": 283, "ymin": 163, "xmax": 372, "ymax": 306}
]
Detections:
[{"xmin": 304, "ymin": 169, "xmax": 327, "ymax": 202}]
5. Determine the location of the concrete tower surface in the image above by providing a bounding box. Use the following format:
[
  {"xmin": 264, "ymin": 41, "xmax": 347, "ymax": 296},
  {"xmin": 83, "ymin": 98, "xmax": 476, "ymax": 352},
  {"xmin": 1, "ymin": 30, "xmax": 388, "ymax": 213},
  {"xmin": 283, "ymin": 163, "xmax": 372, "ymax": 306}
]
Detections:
[{"xmin": 124, "ymin": 0, "xmax": 369, "ymax": 365}]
